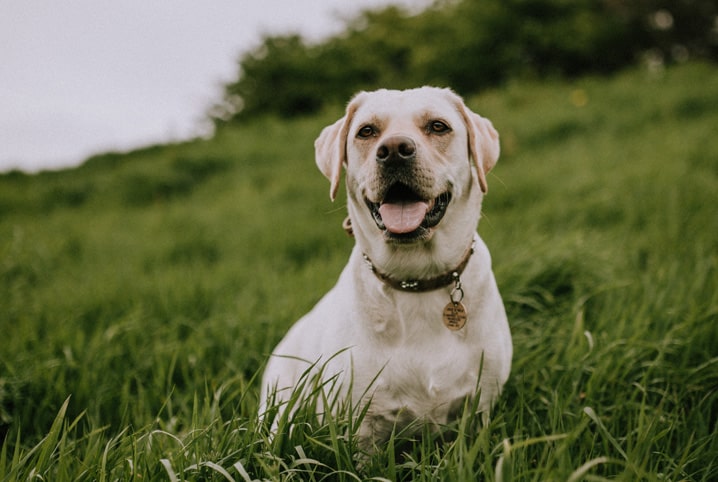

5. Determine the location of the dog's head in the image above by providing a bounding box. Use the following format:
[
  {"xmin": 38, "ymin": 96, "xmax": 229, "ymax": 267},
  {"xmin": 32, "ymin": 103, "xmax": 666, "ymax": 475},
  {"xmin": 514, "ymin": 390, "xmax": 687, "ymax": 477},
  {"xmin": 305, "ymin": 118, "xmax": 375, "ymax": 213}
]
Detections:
[{"xmin": 315, "ymin": 87, "xmax": 499, "ymax": 272}]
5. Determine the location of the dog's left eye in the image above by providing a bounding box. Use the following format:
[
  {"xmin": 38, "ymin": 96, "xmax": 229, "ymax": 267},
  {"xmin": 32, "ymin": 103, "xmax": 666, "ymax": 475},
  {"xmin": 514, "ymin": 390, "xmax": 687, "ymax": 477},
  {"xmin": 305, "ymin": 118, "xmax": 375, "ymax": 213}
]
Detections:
[{"xmin": 428, "ymin": 120, "xmax": 451, "ymax": 134}]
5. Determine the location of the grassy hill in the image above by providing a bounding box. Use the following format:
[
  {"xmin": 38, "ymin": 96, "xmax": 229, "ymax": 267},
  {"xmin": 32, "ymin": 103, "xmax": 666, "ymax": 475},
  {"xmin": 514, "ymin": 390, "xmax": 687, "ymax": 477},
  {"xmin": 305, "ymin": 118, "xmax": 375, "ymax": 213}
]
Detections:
[{"xmin": 1, "ymin": 62, "xmax": 717, "ymax": 480}]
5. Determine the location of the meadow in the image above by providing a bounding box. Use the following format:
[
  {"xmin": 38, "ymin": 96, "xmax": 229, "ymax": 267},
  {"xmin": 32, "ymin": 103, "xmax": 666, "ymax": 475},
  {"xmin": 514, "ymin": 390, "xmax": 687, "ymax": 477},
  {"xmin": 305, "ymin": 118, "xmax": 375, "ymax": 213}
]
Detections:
[{"xmin": 1, "ymin": 62, "xmax": 717, "ymax": 480}]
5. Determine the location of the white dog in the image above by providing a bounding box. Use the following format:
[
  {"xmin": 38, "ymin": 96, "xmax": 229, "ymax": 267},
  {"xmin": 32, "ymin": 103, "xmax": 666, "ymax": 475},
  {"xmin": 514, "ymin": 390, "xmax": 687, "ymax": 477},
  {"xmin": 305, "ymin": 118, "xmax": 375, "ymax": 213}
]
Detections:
[{"xmin": 260, "ymin": 87, "xmax": 512, "ymax": 444}]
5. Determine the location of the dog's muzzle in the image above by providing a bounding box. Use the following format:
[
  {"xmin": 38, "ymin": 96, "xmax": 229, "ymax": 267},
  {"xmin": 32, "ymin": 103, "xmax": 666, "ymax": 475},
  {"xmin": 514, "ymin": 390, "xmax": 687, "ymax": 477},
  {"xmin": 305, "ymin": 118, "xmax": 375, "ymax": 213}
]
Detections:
[{"xmin": 365, "ymin": 135, "xmax": 451, "ymax": 242}]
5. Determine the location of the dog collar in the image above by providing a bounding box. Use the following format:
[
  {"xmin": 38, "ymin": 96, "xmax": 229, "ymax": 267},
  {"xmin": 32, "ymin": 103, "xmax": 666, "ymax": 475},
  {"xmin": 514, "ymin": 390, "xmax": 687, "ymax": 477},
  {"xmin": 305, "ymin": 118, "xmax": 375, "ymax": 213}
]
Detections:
[{"xmin": 361, "ymin": 238, "xmax": 476, "ymax": 293}]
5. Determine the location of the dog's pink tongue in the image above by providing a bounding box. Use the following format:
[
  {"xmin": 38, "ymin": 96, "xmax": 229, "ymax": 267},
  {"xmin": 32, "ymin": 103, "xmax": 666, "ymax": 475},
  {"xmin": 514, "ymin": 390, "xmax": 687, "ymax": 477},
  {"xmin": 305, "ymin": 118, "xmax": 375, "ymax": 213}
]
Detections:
[{"xmin": 379, "ymin": 201, "xmax": 428, "ymax": 234}]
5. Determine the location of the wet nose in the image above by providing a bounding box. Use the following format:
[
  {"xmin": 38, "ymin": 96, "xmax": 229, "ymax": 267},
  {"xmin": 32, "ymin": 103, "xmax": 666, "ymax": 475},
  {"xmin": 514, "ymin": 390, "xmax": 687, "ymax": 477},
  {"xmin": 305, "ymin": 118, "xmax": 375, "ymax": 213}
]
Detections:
[{"xmin": 376, "ymin": 135, "xmax": 416, "ymax": 165}]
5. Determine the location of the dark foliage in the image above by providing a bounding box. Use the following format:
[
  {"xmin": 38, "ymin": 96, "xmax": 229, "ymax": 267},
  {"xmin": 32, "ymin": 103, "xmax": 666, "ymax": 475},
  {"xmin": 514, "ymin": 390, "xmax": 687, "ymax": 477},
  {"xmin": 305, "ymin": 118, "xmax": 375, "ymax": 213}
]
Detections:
[{"xmin": 211, "ymin": 0, "xmax": 717, "ymax": 123}]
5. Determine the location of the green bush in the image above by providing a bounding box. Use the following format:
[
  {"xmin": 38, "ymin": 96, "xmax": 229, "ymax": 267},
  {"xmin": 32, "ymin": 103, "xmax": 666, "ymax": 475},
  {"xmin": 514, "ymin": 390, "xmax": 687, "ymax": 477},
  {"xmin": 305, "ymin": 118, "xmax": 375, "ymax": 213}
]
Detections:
[{"xmin": 213, "ymin": 0, "xmax": 717, "ymax": 122}]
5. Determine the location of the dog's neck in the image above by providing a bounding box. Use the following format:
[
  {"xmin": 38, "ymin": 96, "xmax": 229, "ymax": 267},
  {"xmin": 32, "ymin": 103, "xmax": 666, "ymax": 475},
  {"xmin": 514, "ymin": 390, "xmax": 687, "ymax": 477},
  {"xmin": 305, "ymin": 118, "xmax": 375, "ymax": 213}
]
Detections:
[{"xmin": 360, "ymin": 237, "xmax": 476, "ymax": 293}]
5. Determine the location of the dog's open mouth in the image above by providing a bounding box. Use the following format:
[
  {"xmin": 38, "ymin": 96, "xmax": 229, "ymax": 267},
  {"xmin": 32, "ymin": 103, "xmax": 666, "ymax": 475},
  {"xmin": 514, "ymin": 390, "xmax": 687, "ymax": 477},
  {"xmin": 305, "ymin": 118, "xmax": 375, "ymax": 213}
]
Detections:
[{"xmin": 366, "ymin": 184, "xmax": 451, "ymax": 241}]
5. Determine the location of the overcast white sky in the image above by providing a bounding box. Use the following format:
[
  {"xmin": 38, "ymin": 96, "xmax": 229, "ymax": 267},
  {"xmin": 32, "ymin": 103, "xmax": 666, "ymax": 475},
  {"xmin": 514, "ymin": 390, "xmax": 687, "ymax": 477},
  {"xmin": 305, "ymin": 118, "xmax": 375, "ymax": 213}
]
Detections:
[{"xmin": 0, "ymin": 0, "xmax": 427, "ymax": 173}]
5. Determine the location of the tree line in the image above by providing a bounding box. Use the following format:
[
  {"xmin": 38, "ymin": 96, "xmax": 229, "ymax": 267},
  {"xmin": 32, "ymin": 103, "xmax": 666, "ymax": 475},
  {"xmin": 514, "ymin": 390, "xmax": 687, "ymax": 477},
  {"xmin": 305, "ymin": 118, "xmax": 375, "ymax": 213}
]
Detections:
[{"xmin": 210, "ymin": 0, "xmax": 717, "ymax": 123}]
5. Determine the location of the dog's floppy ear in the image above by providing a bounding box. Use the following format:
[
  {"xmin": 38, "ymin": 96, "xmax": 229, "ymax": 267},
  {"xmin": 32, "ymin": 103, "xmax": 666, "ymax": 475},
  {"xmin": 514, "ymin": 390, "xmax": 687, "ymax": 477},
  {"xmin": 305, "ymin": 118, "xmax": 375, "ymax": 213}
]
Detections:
[
  {"xmin": 315, "ymin": 116, "xmax": 346, "ymax": 201},
  {"xmin": 457, "ymin": 100, "xmax": 500, "ymax": 194},
  {"xmin": 315, "ymin": 96, "xmax": 362, "ymax": 201}
]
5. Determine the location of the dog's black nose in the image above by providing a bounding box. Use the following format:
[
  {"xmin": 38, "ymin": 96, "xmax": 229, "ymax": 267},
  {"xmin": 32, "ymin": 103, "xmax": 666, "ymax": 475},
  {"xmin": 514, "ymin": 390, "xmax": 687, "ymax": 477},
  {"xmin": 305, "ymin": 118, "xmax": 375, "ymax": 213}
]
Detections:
[{"xmin": 376, "ymin": 135, "xmax": 416, "ymax": 165}]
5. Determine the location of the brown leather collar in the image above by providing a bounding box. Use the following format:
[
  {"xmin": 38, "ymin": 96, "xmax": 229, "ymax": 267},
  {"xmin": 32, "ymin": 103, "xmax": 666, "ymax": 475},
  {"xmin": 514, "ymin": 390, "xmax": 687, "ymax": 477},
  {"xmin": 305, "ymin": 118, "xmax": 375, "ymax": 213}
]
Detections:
[{"xmin": 362, "ymin": 238, "xmax": 476, "ymax": 292}]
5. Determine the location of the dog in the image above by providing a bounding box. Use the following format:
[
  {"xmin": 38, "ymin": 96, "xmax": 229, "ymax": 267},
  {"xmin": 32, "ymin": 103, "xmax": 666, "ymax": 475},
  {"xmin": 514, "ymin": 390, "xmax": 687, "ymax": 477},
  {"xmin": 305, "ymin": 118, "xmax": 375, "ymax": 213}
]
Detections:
[{"xmin": 260, "ymin": 87, "xmax": 512, "ymax": 446}]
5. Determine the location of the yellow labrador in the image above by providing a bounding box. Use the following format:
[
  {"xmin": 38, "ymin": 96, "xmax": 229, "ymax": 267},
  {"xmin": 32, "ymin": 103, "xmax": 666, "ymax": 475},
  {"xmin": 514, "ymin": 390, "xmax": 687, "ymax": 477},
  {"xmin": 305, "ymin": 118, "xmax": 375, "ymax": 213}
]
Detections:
[{"xmin": 260, "ymin": 87, "xmax": 512, "ymax": 444}]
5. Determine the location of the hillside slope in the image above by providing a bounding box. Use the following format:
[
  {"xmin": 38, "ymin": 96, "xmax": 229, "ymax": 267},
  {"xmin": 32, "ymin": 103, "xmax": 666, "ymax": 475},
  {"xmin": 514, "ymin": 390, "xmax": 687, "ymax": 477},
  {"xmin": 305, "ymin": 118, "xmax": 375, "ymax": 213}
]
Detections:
[{"xmin": 1, "ymin": 63, "xmax": 717, "ymax": 480}]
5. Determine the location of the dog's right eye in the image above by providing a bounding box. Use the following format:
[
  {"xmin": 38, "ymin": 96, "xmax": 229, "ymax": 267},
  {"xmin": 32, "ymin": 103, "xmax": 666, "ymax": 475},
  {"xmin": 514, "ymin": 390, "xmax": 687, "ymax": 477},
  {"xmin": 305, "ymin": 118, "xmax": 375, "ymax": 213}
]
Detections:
[{"xmin": 357, "ymin": 125, "xmax": 376, "ymax": 138}]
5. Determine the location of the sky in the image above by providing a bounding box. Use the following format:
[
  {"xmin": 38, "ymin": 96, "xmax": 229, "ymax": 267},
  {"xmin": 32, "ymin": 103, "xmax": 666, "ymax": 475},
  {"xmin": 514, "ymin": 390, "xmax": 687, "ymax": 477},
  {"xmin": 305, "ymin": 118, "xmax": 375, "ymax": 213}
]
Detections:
[{"xmin": 0, "ymin": 0, "xmax": 427, "ymax": 173}]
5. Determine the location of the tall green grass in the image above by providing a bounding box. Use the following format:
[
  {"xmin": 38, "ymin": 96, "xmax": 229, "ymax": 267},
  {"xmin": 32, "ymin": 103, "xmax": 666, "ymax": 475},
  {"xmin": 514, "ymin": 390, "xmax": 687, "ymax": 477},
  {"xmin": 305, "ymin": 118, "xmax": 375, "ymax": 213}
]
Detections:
[{"xmin": 1, "ymin": 62, "xmax": 716, "ymax": 480}]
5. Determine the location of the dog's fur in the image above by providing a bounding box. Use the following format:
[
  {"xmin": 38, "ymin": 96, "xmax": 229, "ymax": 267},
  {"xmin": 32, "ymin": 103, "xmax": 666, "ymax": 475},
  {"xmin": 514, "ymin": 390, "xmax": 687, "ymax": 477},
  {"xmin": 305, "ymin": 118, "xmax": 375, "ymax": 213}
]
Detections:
[{"xmin": 260, "ymin": 87, "xmax": 512, "ymax": 444}]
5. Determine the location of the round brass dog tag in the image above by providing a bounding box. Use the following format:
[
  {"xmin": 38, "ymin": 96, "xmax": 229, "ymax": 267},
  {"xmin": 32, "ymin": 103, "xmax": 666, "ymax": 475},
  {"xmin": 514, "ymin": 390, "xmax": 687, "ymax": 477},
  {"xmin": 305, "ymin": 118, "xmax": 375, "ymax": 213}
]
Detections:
[{"xmin": 443, "ymin": 302, "xmax": 467, "ymax": 331}]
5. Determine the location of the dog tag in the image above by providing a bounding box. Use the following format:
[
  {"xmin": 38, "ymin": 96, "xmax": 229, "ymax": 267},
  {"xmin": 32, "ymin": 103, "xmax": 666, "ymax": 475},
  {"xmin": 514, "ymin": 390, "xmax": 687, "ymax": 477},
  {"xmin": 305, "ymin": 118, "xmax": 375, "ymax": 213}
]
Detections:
[{"xmin": 443, "ymin": 302, "xmax": 467, "ymax": 331}]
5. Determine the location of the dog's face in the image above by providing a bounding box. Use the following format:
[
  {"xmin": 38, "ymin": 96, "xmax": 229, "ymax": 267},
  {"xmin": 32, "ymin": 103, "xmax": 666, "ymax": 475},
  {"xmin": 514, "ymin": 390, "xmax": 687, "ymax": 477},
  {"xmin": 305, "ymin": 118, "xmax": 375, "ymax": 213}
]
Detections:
[{"xmin": 316, "ymin": 87, "xmax": 500, "ymax": 272}]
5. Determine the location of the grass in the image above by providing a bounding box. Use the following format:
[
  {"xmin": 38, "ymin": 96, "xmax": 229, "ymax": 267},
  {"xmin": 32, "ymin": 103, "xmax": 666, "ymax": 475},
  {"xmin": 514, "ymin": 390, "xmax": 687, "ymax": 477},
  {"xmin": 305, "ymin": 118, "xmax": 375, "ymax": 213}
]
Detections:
[{"xmin": 1, "ymin": 62, "xmax": 717, "ymax": 480}]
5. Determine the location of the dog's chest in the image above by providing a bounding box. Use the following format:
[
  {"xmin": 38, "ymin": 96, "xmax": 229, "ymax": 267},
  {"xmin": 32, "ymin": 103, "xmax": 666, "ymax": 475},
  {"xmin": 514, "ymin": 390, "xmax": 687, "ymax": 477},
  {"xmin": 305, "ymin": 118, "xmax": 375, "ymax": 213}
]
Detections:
[
  {"xmin": 348, "ymin": 261, "xmax": 492, "ymax": 424},
  {"xmin": 366, "ymin": 329, "xmax": 481, "ymax": 423}
]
